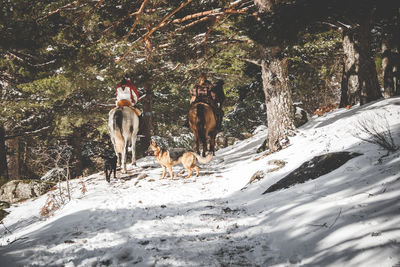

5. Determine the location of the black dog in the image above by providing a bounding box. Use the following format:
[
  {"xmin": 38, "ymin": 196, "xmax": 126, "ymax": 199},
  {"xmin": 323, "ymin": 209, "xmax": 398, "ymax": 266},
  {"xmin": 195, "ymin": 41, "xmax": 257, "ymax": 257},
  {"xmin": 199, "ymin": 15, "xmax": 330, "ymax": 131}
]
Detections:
[{"xmin": 103, "ymin": 155, "xmax": 117, "ymax": 183}]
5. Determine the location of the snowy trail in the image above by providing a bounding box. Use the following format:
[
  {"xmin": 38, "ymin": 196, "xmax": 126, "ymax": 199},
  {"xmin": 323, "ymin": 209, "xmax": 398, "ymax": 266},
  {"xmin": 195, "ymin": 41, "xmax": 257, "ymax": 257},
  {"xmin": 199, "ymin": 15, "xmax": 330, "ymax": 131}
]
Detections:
[{"xmin": 1, "ymin": 97, "xmax": 400, "ymax": 266}]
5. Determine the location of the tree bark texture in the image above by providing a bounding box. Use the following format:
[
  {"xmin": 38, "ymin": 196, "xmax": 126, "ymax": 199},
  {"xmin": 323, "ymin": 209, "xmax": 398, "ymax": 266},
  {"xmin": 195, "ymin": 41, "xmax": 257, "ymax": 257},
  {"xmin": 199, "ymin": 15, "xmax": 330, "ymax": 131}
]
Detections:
[
  {"xmin": 70, "ymin": 128, "xmax": 83, "ymax": 178},
  {"xmin": 260, "ymin": 46, "xmax": 295, "ymax": 152},
  {"xmin": 6, "ymin": 137, "xmax": 20, "ymax": 180},
  {"xmin": 382, "ymin": 41, "xmax": 400, "ymax": 97},
  {"xmin": 0, "ymin": 124, "xmax": 8, "ymax": 185},
  {"xmin": 340, "ymin": 11, "xmax": 382, "ymax": 107}
]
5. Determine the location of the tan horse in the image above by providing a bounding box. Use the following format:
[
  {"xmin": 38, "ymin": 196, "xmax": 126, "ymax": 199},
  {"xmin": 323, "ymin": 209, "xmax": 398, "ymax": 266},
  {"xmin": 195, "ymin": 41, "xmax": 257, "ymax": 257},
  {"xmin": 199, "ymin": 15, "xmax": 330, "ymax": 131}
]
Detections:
[
  {"xmin": 108, "ymin": 106, "xmax": 139, "ymax": 173},
  {"xmin": 188, "ymin": 102, "xmax": 217, "ymax": 157}
]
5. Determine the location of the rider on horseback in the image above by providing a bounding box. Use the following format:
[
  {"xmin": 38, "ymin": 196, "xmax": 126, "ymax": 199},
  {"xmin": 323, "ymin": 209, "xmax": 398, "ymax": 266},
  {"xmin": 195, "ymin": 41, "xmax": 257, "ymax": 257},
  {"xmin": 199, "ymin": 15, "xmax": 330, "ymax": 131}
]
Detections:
[
  {"xmin": 115, "ymin": 77, "xmax": 142, "ymax": 117},
  {"xmin": 190, "ymin": 73, "xmax": 224, "ymax": 131},
  {"xmin": 116, "ymin": 77, "xmax": 139, "ymax": 107}
]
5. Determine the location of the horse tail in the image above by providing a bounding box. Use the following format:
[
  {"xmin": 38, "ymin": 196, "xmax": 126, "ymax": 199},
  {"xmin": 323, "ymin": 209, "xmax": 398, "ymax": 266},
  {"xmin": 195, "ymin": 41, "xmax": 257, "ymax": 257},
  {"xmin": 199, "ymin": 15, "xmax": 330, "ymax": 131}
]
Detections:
[
  {"xmin": 113, "ymin": 108, "xmax": 125, "ymax": 153},
  {"xmin": 196, "ymin": 104, "xmax": 206, "ymax": 145}
]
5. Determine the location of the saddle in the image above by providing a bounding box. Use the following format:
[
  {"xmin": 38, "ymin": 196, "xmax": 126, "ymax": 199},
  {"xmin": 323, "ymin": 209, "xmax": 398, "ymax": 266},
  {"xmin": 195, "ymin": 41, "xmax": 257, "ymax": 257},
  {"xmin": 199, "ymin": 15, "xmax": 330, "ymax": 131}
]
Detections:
[
  {"xmin": 116, "ymin": 100, "xmax": 142, "ymax": 117},
  {"xmin": 193, "ymin": 97, "xmax": 216, "ymax": 109}
]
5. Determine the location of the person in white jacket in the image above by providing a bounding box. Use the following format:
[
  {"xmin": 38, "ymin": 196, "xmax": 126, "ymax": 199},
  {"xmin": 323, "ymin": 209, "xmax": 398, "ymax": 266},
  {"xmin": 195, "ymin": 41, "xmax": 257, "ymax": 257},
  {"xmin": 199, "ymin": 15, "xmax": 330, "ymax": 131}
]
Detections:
[{"xmin": 115, "ymin": 77, "xmax": 139, "ymax": 107}]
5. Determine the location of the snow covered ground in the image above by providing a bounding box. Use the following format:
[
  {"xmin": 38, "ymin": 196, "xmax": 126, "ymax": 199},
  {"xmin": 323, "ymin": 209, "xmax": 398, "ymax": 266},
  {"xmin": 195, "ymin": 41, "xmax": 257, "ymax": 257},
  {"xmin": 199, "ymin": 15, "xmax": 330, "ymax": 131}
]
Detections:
[{"xmin": 1, "ymin": 97, "xmax": 400, "ymax": 267}]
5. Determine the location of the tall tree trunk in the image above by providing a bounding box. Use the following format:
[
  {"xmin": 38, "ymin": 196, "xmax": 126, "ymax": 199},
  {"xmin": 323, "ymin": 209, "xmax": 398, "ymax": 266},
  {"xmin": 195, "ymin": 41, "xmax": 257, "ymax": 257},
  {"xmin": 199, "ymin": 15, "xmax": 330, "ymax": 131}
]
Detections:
[
  {"xmin": 340, "ymin": 29, "xmax": 360, "ymax": 107},
  {"xmin": 253, "ymin": 0, "xmax": 295, "ymax": 153},
  {"xmin": 340, "ymin": 10, "xmax": 382, "ymax": 107},
  {"xmin": 70, "ymin": 128, "xmax": 83, "ymax": 178},
  {"xmin": 0, "ymin": 123, "xmax": 8, "ymax": 185},
  {"xmin": 382, "ymin": 41, "xmax": 395, "ymax": 97},
  {"xmin": 358, "ymin": 12, "xmax": 382, "ymax": 104},
  {"xmin": 382, "ymin": 40, "xmax": 400, "ymax": 97},
  {"xmin": 260, "ymin": 46, "xmax": 295, "ymax": 152},
  {"xmin": 6, "ymin": 137, "xmax": 20, "ymax": 180},
  {"xmin": 142, "ymin": 81, "xmax": 153, "ymax": 150}
]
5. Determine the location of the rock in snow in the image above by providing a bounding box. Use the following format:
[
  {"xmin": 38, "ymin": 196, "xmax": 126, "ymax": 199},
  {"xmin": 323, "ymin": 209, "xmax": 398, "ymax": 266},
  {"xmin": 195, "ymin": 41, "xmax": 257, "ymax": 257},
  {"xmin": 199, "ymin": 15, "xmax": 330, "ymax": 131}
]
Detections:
[{"xmin": 263, "ymin": 151, "xmax": 362, "ymax": 194}]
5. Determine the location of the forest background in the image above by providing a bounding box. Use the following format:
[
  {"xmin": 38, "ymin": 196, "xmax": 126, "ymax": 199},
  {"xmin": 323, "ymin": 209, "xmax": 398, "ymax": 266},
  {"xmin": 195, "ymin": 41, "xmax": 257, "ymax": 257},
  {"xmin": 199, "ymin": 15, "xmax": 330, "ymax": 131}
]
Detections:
[{"xmin": 0, "ymin": 0, "xmax": 399, "ymax": 184}]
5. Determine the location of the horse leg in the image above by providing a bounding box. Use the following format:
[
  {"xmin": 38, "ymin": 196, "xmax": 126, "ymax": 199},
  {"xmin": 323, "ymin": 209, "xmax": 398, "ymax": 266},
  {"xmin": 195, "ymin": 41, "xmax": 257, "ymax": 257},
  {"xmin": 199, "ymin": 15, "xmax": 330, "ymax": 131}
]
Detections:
[
  {"xmin": 117, "ymin": 153, "xmax": 121, "ymax": 166},
  {"xmin": 202, "ymin": 136, "xmax": 207, "ymax": 157},
  {"xmin": 131, "ymin": 133, "xmax": 137, "ymax": 166},
  {"xmin": 209, "ymin": 132, "xmax": 217, "ymax": 155},
  {"xmin": 194, "ymin": 134, "xmax": 200, "ymax": 155},
  {"xmin": 121, "ymin": 141, "xmax": 127, "ymax": 173},
  {"xmin": 112, "ymin": 140, "xmax": 121, "ymax": 166}
]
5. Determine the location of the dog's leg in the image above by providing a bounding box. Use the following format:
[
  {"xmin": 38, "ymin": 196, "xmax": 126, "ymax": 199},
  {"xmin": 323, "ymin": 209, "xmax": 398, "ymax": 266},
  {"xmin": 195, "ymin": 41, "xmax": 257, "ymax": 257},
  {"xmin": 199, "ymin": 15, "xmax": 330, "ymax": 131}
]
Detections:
[
  {"xmin": 105, "ymin": 168, "xmax": 110, "ymax": 183},
  {"xmin": 113, "ymin": 164, "xmax": 117, "ymax": 179},
  {"xmin": 194, "ymin": 166, "xmax": 200, "ymax": 177},
  {"xmin": 168, "ymin": 166, "xmax": 174, "ymax": 179},
  {"xmin": 161, "ymin": 166, "xmax": 166, "ymax": 179},
  {"xmin": 185, "ymin": 167, "xmax": 193, "ymax": 178}
]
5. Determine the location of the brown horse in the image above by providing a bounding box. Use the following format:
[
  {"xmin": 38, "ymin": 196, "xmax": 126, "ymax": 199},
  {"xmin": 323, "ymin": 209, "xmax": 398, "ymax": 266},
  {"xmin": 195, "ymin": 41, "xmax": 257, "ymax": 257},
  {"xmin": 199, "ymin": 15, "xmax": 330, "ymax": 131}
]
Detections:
[{"xmin": 188, "ymin": 102, "xmax": 217, "ymax": 157}]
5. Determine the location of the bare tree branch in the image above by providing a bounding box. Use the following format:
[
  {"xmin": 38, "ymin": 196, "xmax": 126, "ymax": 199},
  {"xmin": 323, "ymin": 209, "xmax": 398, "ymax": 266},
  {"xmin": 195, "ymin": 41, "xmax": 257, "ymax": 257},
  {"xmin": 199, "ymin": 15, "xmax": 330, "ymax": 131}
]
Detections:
[
  {"xmin": 5, "ymin": 126, "xmax": 51, "ymax": 140},
  {"xmin": 37, "ymin": 0, "xmax": 84, "ymax": 21},
  {"xmin": 116, "ymin": 0, "xmax": 194, "ymax": 63},
  {"xmin": 238, "ymin": 57, "xmax": 262, "ymax": 66},
  {"xmin": 124, "ymin": 0, "xmax": 150, "ymax": 40},
  {"xmin": 75, "ymin": 0, "xmax": 105, "ymax": 25}
]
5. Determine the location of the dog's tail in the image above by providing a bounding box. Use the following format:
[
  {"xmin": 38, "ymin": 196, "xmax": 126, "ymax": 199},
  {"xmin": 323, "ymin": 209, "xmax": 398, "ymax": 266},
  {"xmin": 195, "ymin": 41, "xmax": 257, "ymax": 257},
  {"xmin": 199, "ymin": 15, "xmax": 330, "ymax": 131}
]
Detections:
[
  {"xmin": 113, "ymin": 108, "xmax": 125, "ymax": 153},
  {"xmin": 194, "ymin": 152, "xmax": 213, "ymax": 164},
  {"xmin": 196, "ymin": 104, "xmax": 206, "ymax": 145}
]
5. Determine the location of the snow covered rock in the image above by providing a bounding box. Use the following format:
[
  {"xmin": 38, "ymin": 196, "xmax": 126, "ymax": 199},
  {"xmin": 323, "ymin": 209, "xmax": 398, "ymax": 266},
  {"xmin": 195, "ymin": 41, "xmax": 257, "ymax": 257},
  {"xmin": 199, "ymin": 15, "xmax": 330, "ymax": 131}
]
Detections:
[
  {"xmin": 0, "ymin": 209, "xmax": 8, "ymax": 221},
  {"xmin": 0, "ymin": 201, "xmax": 10, "ymax": 220},
  {"xmin": 0, "ymin": 180, "xmax": 54, "ymax": 203},
  {"xmin": 263, "ymin": 151, "xmax": 362, "ymax": 194}
]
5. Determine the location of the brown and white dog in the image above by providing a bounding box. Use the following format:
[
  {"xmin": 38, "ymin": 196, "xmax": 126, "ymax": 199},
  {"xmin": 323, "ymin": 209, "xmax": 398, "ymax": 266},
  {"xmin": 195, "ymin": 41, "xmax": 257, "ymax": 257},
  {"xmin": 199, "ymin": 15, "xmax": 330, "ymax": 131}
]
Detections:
[{"xmin": 148, "ymin": 140, "xmax": 213, "ymax": 179}]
